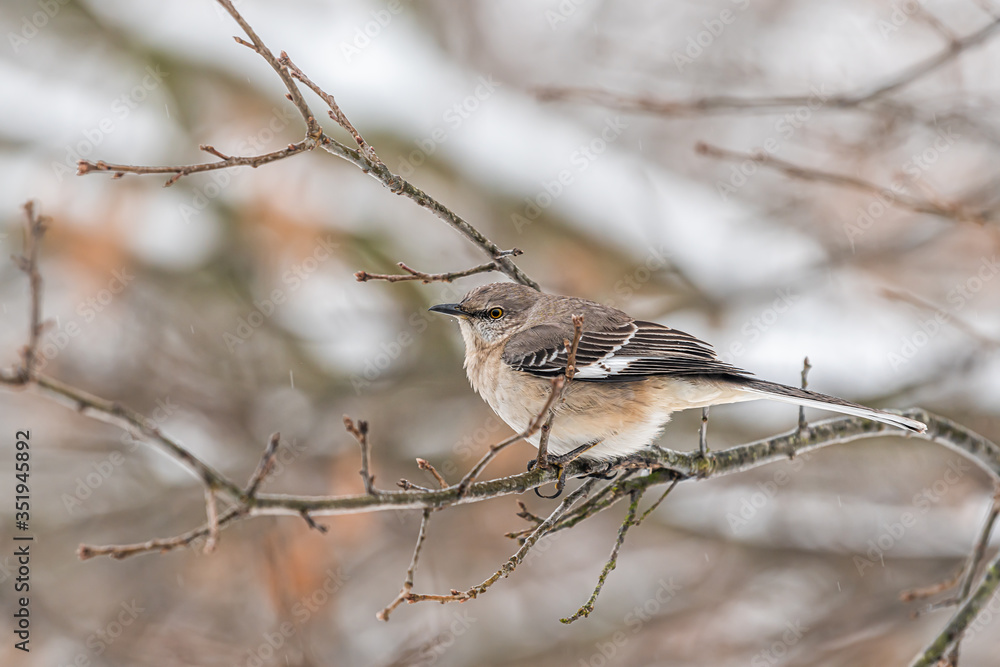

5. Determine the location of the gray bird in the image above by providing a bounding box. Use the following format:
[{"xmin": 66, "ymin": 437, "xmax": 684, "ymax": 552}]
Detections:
[{"xmin": 430, "ymin": 282, "xmax": 925, "ymax": 461}]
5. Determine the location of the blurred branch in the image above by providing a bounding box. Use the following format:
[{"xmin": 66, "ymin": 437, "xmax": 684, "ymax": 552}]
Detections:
[
  {"xmin": 75, "ymin": 0, "xmax": 539, "ymax": 290},
  {"xmin": 355, "ymin": 250, "xmax": 522, "ymax": 284},
  {"xmin": 1, "ymin": 202, "xmax": 47, "ymax": 385},
  {"xmin": 882, "ymin": 288, "xmax": 1000, "ymax": 348},
  {"xmin": 344, "ymin": 416, "xmax": 376, "ymax": 495},
  {"xmin": 911, "ymin": 549, "xmax": 1000, "ymax": 667},
  {"xmin": 561, "ymin": 489, "xmax": 643, "ymax": 623},
  {"xmin": 536, "ymin": 16, "xmax": 1000, "ymax": 116},
  {"xmin": 695, "ymin": 142, "xmax": 993, "ymax": 224},
  {"xmin": 3, "ymin": 203, "xmax": 1000, "ymax": 656}
]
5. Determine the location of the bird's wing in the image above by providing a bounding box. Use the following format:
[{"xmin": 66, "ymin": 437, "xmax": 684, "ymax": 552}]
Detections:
[{"xmin": 502, "ymin": 320, "xmax": 752, "ymax": 382}]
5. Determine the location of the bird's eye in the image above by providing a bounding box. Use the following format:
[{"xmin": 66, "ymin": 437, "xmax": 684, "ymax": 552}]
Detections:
[{"xmin": 487, "ymin": 307, "xmax": 504, "ymax": 320}]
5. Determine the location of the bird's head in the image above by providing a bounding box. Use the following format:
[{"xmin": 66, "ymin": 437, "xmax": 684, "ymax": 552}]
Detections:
[{"xmin": 429, "ymin": 282, "xmax": 542, "ymax": 344}]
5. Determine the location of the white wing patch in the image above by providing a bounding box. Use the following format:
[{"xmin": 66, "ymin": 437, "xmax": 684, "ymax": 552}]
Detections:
[{"xmin": 575, "ymin": 356, "xmax": 641, "ymax": 379}]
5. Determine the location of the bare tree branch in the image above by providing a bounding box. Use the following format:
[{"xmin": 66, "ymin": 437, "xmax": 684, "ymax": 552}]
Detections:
[
  {"xmin": 561, "ymin": 489, "xmax": 643, "ymax": 623},
  {"xmin": 377, "ymin": 508, "xmax": 432, "ymax": 622},
  {"xmin": 536, "ymin": 17, "xmax": 1000, "ymax": 116},
  {"xmin": 73, "ymin": 0, "xmax": 539, "ymax": 290},
  {"xmin": 245, "ymin": 432, "xmax": 282, "ymax": 498},
  {"xmin": 344, "ymin": 416, "xmax": 376, "ymax": 495},
  {"xmin": 1, "ymin": 201, "xmax": 47, "ymax": 385},
  {"xmin": 355, "ymin": 251, "xmax": 521, "ymax": 284},
  {"xmin": 911, "ymin": 549, "xmax": 1000, "ymax": 667}
]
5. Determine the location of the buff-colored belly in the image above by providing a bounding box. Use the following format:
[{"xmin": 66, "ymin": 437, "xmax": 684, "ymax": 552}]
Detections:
[{"xmin": 475, "ymin": 365, "xmax": 750, "ymax": 460}]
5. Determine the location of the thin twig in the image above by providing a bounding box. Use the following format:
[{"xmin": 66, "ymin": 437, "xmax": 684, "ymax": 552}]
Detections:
[
  {"xmin": 299, "ymin": 510, "xmax": 328, "ymax": 533},
  {"xmin": 344, "ymin": 416, "xmax": 376, "ymax": 495},
  {"xmin": 634, "ymin": 478, "xmax": 680, "ymax": 526},
  {"xmin": 699, "ymin": 406, "xmax": 710, "ymax": 457},
  {"xmin": 416, "ymin": 458, "xmax": 449, "ymax": 489},
  {"xmin": 77, "ymin": 142, "xmax": 314, "ymax": 187},
  {"xmin": 455, "ymin": 375, "xmax": 565, "ymax": 496},
  {"xmin": 536, "ymin": 314, "xmax": 585, "ymax": 468},
  {"xmin": 958, "ymin": 487, "xmax": 1000, "ymax": 601},
  {"xmin": 215, "ymin": 0, "xmax": 320, "ymax": 136},
  {"xmin": 78, "ymin": 507, "xmax": 243, "ymax": 560},
  {"xmin": 798, "ymin": 357, "xmax": 812, "ymax": 435},
  {"xmin": 245, "ymin": 432, "xmax": 282, "ymax": 498},
  {"xmin": 278, "ymin": 51, "xmax": 380, "ymax": 164},
  {"xmin": 561, "ymin": 489, "xmax": 644, "ymax": 623},
  {"xmin": 355, "ymin": 256, "xmax": 520, "ymax": 284},
  {"xmin": 902, "ymin": 566, "xmax": 967, "ymax": 603},
  {"xmin": 3, "ymin": 202, "xmax": 48, "ymax": 384},
  {"xmin": 403, "ymin": 479, "xmax": 596, "ymax": 607},
  {"xmin": 203, "ymin": 489, "xmax": 220, "ymax": 554},
  {"xmin": 377, "ymin": 508, "xmax": 432, "ymax": 621}
]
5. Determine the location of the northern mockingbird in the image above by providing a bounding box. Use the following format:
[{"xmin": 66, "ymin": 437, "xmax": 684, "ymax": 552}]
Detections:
[{"xmin": 430, "ymin": 282, "xmax": 925, "ymax": 461}]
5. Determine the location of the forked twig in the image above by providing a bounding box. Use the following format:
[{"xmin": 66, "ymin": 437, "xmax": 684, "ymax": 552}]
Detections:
[
  {"xmin": 561, "ymin": 489, "xmax": 644, "ymax": 623},
  {"xmin": 344, "ymin": 416, "xmax": 376, "ymax": 495}
]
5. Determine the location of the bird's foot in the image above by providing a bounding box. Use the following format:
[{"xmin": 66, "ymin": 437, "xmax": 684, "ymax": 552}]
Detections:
[{"xmin": 527, "ymin": 442, "xmax": 603, "ymax": 499}]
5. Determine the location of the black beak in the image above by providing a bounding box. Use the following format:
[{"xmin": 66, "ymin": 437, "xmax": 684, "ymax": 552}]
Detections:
[{"xmin": 428, "ymin": 303, "xmax": 467, "ymax": 318}]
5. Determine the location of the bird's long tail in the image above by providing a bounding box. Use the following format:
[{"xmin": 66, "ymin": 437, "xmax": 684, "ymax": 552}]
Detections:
[{"xmin": 732, "ymin": 378, "xmax": 926, "ymax": 433}]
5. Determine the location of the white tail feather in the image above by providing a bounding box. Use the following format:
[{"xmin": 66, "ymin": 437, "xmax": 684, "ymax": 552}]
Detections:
[{"xmin": 737, "ymin": 385, "xmax": 926, "ymax": 433}]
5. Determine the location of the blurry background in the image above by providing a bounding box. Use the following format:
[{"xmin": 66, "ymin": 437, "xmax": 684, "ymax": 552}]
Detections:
[{"xmin": 2, "ymin": 0, "xmax": 1000, "ymax": 665}]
